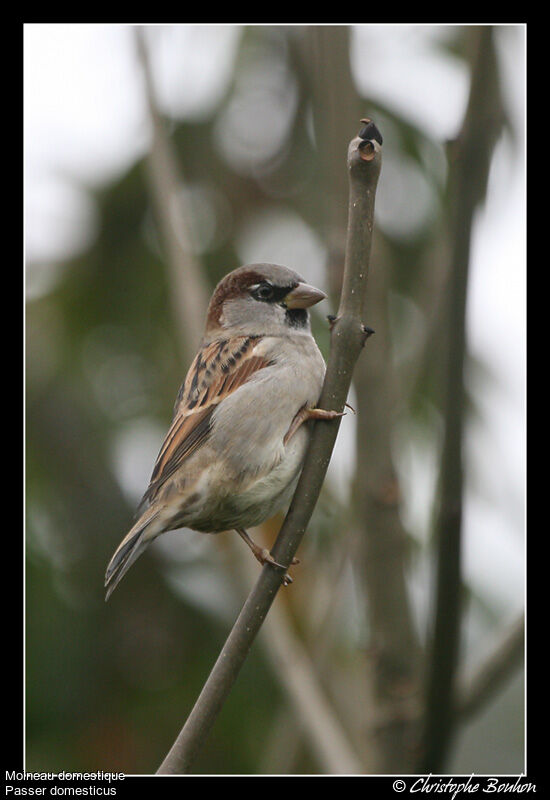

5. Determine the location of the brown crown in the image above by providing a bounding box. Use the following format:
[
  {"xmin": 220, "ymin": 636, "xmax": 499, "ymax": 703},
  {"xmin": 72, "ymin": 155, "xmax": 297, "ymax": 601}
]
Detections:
[{"xmin": 205, "ymin": 268, "xmax": 265, "ymax": 332}]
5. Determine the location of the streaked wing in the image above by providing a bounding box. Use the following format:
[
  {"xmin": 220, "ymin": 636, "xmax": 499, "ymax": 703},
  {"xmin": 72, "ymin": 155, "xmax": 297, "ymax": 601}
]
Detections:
[{"xmin": 138, "ymin": 335, "xmax": 271, "ymax": 509}]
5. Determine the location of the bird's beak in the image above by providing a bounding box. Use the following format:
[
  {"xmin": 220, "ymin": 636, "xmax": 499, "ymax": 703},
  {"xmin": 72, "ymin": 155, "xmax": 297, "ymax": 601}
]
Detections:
[{"xmin": 284, "ymin": 282, "xmax": 327, "ymax": 309}]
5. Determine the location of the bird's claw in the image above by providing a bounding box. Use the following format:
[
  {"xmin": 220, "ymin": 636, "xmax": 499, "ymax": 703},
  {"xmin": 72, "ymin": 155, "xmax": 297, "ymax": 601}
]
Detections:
[{"xmin": 261, "ymin": 548, "xmax": 298, "ymax": 586}]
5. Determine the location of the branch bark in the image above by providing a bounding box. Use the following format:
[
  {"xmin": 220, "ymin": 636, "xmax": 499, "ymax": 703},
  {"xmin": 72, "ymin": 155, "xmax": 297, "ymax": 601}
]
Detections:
[
  {"xmin": 419, "ymin": 25, "xmax": 504, "ymax": 772},
  {"xmin": 353, "ymin": 253, "xmax": 424, "ymax": 772},
  {"xmin": 156, "ymin": 126, "xmax": 382, "ymax": 775}
]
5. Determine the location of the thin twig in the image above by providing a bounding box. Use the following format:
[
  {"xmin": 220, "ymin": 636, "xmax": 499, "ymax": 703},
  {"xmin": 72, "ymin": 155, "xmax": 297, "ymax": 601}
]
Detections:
[{"xmin": 156, "ymin": 126, "xmax": 382, "ymax": 774}]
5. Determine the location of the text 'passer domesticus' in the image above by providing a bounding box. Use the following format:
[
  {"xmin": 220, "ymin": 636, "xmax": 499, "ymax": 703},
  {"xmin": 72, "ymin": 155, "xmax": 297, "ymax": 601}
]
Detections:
[{"xmin": 105, "ymin": 263, "xmax": 343, "ymax": 599}]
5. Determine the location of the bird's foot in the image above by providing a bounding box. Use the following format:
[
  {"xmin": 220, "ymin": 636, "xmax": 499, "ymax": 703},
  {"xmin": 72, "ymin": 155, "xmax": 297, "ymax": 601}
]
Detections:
[
  {"xmin": 257, "ymin": 547, "xmax": 299, "ymax": 585},
  {"xmin": 235, "ymin": 528, "xmax": 298, "ymax": 585},
  {"xmin": 284, "ymin": 405, "xmax": 346, "ymax": 445}
]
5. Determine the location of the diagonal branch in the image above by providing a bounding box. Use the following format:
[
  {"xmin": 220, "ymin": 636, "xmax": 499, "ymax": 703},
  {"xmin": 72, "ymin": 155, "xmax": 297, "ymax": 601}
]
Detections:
[
  {"xmin": 156, "ymin": 125, "xmax": 383, "ymax": 775},
  {"xmin": 455, "ymin": 613, "xmax": 525, "ymax": 722},
  {"xmin": 134, "ymin": 26, "xmax": 210, "ymax": 365}
]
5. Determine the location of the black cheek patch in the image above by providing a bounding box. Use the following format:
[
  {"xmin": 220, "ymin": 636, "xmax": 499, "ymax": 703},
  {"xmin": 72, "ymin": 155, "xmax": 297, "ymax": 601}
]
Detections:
[{"xmin": 285, "ymin": 308, "xmax": 308, "ymax": 328}]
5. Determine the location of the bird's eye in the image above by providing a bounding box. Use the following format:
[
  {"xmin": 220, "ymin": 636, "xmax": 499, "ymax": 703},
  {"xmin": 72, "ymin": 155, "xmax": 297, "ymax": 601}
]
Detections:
[{"xmin": 252, "ymin": 283, "xmax": 274, "ymax": 301}]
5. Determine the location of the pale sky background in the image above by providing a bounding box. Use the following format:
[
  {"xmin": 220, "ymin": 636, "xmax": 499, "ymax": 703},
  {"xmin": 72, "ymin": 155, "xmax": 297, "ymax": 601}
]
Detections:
[{"xmin": 24, "ymin": 24, "xmax": 526, "ymax": 628}]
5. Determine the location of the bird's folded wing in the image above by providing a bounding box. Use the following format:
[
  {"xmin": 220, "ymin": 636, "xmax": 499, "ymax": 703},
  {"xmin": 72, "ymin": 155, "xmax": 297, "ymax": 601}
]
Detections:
[{"xmin": 138, "ymin": 335, "xmax": 272, "ymax": 509}]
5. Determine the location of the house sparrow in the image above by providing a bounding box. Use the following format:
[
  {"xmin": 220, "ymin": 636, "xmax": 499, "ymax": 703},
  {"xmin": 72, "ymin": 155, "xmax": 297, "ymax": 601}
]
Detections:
[{"xmin": 105, "ymin": 263, "xmax": 342, "ymax": 599}]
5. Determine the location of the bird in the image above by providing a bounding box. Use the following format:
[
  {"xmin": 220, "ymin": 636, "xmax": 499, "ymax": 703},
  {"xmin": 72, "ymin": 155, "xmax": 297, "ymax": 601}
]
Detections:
[{"xmin": 104, "ymin": 263, "xmax": 342, "ymax": 599}]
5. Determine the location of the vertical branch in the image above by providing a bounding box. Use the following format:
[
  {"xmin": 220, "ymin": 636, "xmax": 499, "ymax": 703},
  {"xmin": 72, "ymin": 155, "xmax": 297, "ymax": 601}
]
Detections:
[
  {"xmin": 353, "ymin": 255, "xmax": 423, "ymax": 772},
  {"xmin": 420, "ymin": 25, "xmax": 504, "ymax": 772},
  {"xmin": 304, "ymin": 25, "xmax": 361, "ymax": 298}
]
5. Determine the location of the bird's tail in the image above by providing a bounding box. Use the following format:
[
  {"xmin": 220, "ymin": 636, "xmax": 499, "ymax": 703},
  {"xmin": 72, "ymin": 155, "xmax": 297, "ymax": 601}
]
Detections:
[{"xmin": 104, "ymin": 509, "xmax": 161, "ymax": 600}]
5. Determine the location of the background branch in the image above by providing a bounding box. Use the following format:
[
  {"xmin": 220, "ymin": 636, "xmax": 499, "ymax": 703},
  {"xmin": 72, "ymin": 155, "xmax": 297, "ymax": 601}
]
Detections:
[
  {"xmin": 247, "ymin": 558, "xmax": 365, "ymax": 774},
  {"xmin": 156, "ymin": 127, "xmax": 382, "ymax": 774},
  {"xmin": 455, "ymin": 614, "xmax": 525, "ymax": 722},
  {"xmin": 419, "ymin": 25, "xmax": 505, "ymax": 772},
  {"xmin": 135, "ymin": 27, "xmax": 210, "ymax": 364},
  {"xmin": 353, "ymin": 255, "xmax": 424, "ymax": 772}
]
